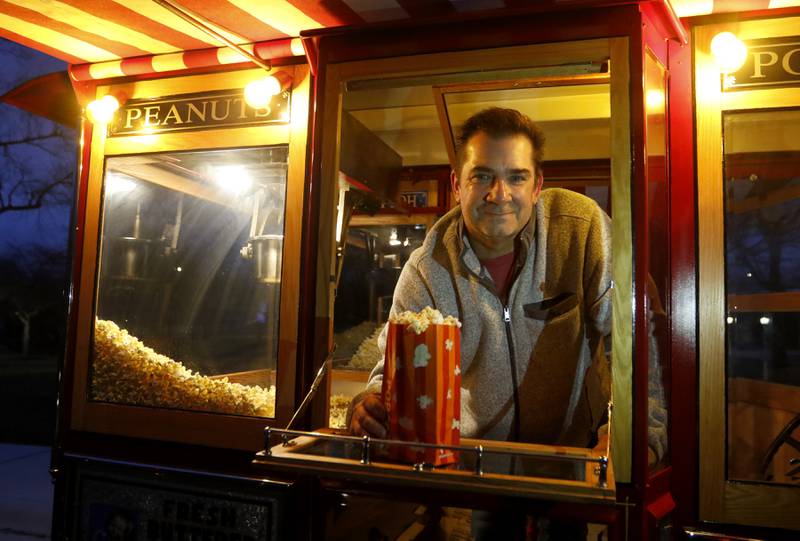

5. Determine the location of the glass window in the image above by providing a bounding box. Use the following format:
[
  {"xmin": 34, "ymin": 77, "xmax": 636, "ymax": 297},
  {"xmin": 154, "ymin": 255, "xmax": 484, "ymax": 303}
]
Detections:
[
  {"xmin": 645, "ymin": 51, "xmax": 670, "ymax": 471},
  {"xmin": 326, "ymin": 71, "xmax": 613, "ymax": 438},
  {"xmin": 724, "ymin": 108, "xmax": 800, "ymax": 483},
  {"xmin": 90, "ymin": 146, "xmax": 288, "ymax": 418}
]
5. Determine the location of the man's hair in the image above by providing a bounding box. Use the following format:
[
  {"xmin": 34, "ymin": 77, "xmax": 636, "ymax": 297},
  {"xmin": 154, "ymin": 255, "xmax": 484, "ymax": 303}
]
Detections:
[{"xmin": 455, "ymin": 107, "xmax": 545, "ymax": 177}]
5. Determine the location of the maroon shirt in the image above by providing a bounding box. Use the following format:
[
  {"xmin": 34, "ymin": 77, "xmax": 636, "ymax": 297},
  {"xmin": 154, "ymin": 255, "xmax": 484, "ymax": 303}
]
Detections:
[{"xmin": 480, "ymin": 250, "xmax": 516, "ymax": 301}]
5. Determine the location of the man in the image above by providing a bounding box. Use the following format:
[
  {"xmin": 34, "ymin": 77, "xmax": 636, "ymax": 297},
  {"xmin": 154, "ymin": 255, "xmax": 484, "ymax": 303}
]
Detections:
[{"xmin": 349, "ymin": 107, "xmax": 612, "ymax": 454}]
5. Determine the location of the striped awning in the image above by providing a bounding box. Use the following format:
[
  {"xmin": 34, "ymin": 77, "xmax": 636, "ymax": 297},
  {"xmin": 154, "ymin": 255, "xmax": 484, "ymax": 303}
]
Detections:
[{"xmin": 1, "ymin": 0, "xmax": 798, "ymax": 68}]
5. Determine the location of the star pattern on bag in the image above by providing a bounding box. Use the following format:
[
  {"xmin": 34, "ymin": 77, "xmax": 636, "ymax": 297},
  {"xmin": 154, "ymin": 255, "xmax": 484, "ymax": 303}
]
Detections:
[{"xmin": 417, "ymin": 395, "xmax": 433, "ymax": 410}]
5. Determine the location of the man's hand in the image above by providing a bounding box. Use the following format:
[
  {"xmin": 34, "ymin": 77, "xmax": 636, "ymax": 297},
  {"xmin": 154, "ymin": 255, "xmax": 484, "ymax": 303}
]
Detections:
[{"xmin": 349, "ymin": 393, "xmax": 388, "ymax": 438}]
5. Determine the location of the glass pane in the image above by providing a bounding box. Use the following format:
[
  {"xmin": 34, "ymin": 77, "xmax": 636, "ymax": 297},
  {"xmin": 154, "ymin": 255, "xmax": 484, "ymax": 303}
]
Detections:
[
  {"xmin": 91, "ymin": 146, "xmax": 288, "ymax": 417},
  {"xmin": 724, "ymin": 108, "xmax": 800, "ymax": 483},
  {"xmin": 330, "ymin": 222, "xmax": 429, "ymax": 428},
  {"xmin": 329, "ymin": 69, "xmax": 614, "ymax": 459},
  {"xmin": 645, "ymin": 51, "xmax": 670, "ymax": 471}
]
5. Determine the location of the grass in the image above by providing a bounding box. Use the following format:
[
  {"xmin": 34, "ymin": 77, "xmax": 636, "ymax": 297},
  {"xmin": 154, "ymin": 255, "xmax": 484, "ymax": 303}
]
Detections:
[{"xmin": 0, "ymin": 354, "xmax": 58, "ymax": 445}]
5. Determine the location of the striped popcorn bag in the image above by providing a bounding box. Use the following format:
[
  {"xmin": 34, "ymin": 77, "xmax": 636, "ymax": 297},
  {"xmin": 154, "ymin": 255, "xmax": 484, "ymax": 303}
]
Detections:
[{"xmin": 382, "ymin": 317, "xmax": 461, "ymax": 466}]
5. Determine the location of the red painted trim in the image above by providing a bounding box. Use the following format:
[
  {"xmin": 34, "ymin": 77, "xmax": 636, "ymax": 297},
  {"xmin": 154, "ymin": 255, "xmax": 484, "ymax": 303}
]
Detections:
[
  {"xmin": 52, "ymin": 114, "xmax": 94, "ymax": 480},
  {"xmin": 307, "ymin": 5, "xmax": 643, "ymax": 65},
  {"xmin": 183, "ymin": 47, "xmax": 221, "ymax": 69},
  {"xmin": 121, "ymin": 56, "xmax": 156, "ymax": 77},
  {"xmin": 296, "ymin": 39, "xmax": 325, "ymax": 426},
  {"xmin": 628, "ymin": 17, "xmax": 651, "ymax": 538},
  {"xmin": 666, "ymin": 28, "xmax": 698, "ymax": 531},
  {"xmin": 253, "ymin": 40, "xmax": 294, "ymax": 61},
  {"xmin": 69, "ymin": 64, "xmax": 93, "ymax": 82}
]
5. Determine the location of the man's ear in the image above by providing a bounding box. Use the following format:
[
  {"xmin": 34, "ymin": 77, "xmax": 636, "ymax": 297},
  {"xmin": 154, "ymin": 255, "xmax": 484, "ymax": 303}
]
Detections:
[
  {"xmin": 450, "ymin": 170, "xmax": 461, "ymax": 203},
  {"xmin": 533, "ymin": 172, "xmax": 544, "ymax": 199}
]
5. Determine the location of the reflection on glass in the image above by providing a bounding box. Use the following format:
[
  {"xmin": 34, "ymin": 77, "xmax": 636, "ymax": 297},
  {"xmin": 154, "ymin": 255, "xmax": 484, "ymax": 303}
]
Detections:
[
  {"xmin": 91, "ymin": 146, "xmax": 288, "ymax": 417},
  {"xmin": 328, "ymin": 72, "xmax": 614, "ymax": 460},
  {"xmin": 329, "ymin": 223, "xmax": 428, "ymax": 427},
  {"xmin": 724, "ymin": 108, "xmax": 800, "ymax": 483},
  {"xmin": 645, "ymin": 51, "xmax": 670, "ymax": 470}
]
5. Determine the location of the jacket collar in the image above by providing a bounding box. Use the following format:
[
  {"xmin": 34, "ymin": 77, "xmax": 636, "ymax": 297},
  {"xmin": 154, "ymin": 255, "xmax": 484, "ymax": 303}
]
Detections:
[{"xmin": 445, "ymin": 205, "xmax": 537, "ymax": 274}]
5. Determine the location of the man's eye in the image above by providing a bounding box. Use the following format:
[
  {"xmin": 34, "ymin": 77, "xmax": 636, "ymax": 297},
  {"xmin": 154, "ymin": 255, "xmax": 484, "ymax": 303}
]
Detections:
[
  {"xmin": 473, "ymin": 173, "xmax": 492, "ymax": 183},
  {"xmin": 509, "ymin": 175, "xmax": 527, "ymax": 184}
]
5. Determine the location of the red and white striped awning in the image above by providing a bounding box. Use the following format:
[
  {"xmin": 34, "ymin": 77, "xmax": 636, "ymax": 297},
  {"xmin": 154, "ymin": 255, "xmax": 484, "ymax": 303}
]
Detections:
[{"xmin": 1, "ymin": 0, "xmax": 798, "ymax": 73}]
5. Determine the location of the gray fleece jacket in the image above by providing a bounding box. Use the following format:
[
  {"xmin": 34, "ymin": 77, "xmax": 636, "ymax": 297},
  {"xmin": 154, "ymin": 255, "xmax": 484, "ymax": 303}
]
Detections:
[{"xmin": 363, "ymin": 188, "xmax": 614, "ymax": 448}]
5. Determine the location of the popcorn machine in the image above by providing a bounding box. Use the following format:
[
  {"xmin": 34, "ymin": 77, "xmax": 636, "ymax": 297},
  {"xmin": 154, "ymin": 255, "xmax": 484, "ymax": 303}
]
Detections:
[{"xmin": 29, "ymin": 0, "xmax": 797, "ymax": 539}]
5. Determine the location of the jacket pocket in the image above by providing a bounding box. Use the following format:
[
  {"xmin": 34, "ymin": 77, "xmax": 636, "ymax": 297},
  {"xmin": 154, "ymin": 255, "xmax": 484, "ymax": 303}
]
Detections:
[{"xmin": 523, "ymin": 292, "xmax": 578, "ymax": 321}]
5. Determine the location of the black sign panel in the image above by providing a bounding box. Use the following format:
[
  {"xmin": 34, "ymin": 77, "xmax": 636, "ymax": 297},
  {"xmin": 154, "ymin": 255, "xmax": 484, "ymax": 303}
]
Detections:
[
  {"xmin": 70, "ymin": 461, "xmax": 292, "ymax": 541},
  {"xmin": 728, "ymin": 37, "xmax": 800, "ymax": 90},
  {"xmin": 109, "ymin": 89, "xmax": 290, "ymax": 136}
]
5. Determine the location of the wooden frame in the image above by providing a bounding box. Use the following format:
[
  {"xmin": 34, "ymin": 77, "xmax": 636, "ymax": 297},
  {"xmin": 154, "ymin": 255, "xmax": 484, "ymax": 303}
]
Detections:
[
  {"xmin": 316, "ymin": 38, "xmax": 634, "ymax": 483},
  {"xmin": 696, "ymin": 15, "xmax": 800, "ymax": 530},
  {"xmin": 430, "ymin": 72, "xmax": 611, "ymax": 170},
  {"xmin": 69, "ymin": 66, "xmax": 311, "ymax": 451},
  {"xmin": 256, "ymin": 432, "xmax": 615, "ymax": 504}
]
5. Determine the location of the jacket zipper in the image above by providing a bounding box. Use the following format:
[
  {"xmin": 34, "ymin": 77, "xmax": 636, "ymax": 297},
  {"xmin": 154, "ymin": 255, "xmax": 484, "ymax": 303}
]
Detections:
[{"xmin": 503, "ymin": 305, "xmax": 521, "ymax": 442}]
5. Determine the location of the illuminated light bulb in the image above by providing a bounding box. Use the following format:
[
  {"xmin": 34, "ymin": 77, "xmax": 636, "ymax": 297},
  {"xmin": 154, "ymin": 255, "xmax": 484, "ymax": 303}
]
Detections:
[
  {"xmin": 710, "ymin": 32, "xmax": 747, "ymax": 73},
  {"xmin": 645, "ymin": 89, "xmax": 665, "ymax": 112},
  {"xmin": 176, "ymin": 266, "xmax": 182, "ymax": 272},
  {"xmin": 727, "ymin": 316, "xmax": 734, "ymax": 324},
  {"xmin": 244, "ymin": 72, "xmax": 292, "ymax": 109},
  {"xmin": 244, "ymin": 78, "xmax": 278, "ymax": 109},
  {"xmin": 86, "ymin": 94, "xmax": 120, "ymax": 124},
  {"xmin": 389, "ymin": 228, "xmax": 401, "ymax": 246},
  {"xmin": 760, "ymin": 316, "xmax": 771, "ymax": 325}
]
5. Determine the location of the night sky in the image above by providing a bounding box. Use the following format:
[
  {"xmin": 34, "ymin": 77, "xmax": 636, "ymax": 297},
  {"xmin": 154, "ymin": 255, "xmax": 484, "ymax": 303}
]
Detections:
[{"xmin": 0, "ymin": 38, "xmax": 77, "ymax": 257}]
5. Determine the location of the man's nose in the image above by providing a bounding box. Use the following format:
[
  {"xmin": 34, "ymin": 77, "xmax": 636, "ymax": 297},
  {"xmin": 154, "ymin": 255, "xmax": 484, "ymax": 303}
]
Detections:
[{"xmin": 486, "ymin": 178, "xmax": 511, "ymax": 203}]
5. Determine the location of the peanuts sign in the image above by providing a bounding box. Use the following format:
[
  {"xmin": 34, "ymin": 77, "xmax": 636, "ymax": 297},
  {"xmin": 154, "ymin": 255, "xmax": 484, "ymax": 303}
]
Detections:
[
  {"xmin": 727, "ymin": 37, "xmax": 800, "ymax": 90},
  {"xmin": 109, "ymin": 89, "xmax": 290, "ymax": 136}
]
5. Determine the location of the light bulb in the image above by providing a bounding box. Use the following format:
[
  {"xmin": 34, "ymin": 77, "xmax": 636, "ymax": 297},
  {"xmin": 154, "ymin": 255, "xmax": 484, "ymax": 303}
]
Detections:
[
  {"xmin": 244, "ymin": 73, "xmax": 288, "ymax": 109},
  {"xmin": 87, "ymin": 94, "xmax": 120, "ymax": 124},
  {"xmin": 646, "ymin": 89, "xmax": 665, "ymax": 112},
  {"xmin": 710, "ymin": 32, "xmax": 747, "ymax": 73}
]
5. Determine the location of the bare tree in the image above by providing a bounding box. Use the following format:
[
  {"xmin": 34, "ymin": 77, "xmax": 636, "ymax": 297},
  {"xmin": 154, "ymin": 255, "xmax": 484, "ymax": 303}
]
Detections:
[
  {"xmin": 0, "ymin": 246, "xmax": 67, "ymax": 357},
  {"xmin": 1, "ymin": 38, "xmax": 76, "ymax": 215},
  {"xmin": 0, "ymin": 119, "xmax": 74, "ymax": 215}
]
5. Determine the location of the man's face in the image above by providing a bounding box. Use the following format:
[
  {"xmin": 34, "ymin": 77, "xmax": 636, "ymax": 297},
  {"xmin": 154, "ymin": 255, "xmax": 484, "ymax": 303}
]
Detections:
[{"xmin": 452, "ymin": 131, "xmax": 543, "ymax": 257}]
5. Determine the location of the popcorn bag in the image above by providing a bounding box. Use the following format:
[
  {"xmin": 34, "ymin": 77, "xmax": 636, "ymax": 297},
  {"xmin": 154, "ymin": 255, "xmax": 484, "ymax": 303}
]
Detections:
[{"xmin": 381, "ymin": 308, "xmax": 461, "ymax": 466}]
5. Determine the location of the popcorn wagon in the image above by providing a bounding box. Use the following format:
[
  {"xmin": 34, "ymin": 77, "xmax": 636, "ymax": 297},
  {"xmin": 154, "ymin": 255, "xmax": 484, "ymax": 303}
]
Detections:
[{"xmin": 2, "ymin": 0, "xmax": 800, "ymax": 538}]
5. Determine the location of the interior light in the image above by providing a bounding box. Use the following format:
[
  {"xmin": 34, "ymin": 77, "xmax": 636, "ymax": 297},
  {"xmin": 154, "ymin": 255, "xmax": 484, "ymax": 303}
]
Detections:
[
  {"xmin": 726, "ymin": 316, "xmax": 734, "ymax": 324},
  {"xmin": 711, "ymin": 32, "xmax": 747, "ymax": 73},
  {"xmin": 760, "ymin": 316, "xmax": 771, "ymax": 325},
  {"xmin": 389, "ymin": 228, "xmax": 401, "ymax": 246},
  {"xmin": 645, "ymin": 89, "xmax": 665, "ymax": 112},
  {"xmin": 105, "ymin": 174, "xmax": 136, "ymax": 196},
  {"xmin": 86, "ymin": 94, "xmax": 120, "ymax": 125},
  {"xmin": 213, "ymin": 165, "xmax": 252, "ymax": 195},
  {"xmin": 244, "ymin": 71, "xmax": 292, "ymax": 109},
  {"xmin": 746, "ymin": 272, "xmax": 752, "ymax": 278}
]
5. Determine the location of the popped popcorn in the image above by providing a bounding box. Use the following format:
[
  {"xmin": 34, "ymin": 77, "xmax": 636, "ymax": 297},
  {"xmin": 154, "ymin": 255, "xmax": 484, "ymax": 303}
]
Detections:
[
  {"xmin": 92, "ymin": 319, "xmax": 275, "ymax": 417},
  {"xmin": 390, "ymin": 306, "xmax": 461, "ymax": 334}
]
